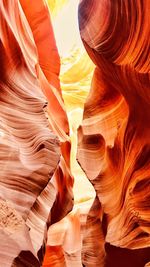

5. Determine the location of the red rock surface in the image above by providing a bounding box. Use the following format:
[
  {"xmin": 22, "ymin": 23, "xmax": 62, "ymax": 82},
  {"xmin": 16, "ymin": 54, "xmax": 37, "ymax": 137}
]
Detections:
[
  {"xmin": 0, "ymin": 0, "xmax": 73, "ymax": 266},
  {"xmin": 0, "ymin": 0, "xmax": 150, "ymax": 266},
  {"xmin": 77, "ymin": 0, "xmax": 150, "ymax": 266}
]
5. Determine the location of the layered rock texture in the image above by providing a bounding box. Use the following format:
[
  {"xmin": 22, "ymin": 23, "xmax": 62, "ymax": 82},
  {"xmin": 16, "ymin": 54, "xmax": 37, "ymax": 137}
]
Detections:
[
  {"xmin": 43, "ymin": 0, "xmax": 150, "ymax": 266},
  {"xmin": 0, "ymin": 0, "xmax": 73, "ymax": 266},
  {"xmin": 77, "ymin": 0, "xmax": 150, "ymax": 266},
  {"xmin": 0, "ymin": 0, "xmax": 150, "ymax": 266}
]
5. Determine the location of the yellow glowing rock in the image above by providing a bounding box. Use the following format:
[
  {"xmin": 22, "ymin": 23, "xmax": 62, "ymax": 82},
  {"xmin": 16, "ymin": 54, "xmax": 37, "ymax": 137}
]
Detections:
[{"xmin": 48, "ymin": 0, "xmax": 95, "ymax": 203}]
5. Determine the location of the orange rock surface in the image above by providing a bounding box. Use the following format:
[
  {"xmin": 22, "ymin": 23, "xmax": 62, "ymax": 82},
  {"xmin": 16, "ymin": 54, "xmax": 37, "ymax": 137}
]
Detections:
[{"xmin": 0, "ymin": 0, "xmax": 150, "ymax": 266}]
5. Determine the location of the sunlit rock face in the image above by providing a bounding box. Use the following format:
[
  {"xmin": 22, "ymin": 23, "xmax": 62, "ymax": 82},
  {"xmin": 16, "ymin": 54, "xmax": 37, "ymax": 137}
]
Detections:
[
  {"xmin": 47, "ymin": 0, "xmax": 95, "ymax": 206},
  {"xmin": 47, "ymin": 0, "xmax": 95, "ymax": 204},
  {"xmin": 77, "ymin": 0, "xmax": 150, "ymax": 266},
  {"xmin": 48, "ymin": 0, "xmax": 94, "ymax": 111},
  {"xmin": 0, "ymin": 0, "xmax": 73, "ymax": 266},
  {"xmin": 42, "ymin": 1, "xmax": 97, "ymax": 266},
  {"xmin": 1, "ymin": 0, "xmax": 150, "ymax": 266},
  {"xmin": 44, "ymin": 0, "xmax": 150, "ymax": 266}
]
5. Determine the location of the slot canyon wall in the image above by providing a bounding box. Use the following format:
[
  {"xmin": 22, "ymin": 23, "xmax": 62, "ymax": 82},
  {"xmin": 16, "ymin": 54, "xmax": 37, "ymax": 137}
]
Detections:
[
  {"xmin": 0, "ymin": 0, "xmax": 150, "ymax": 266},
  {"xmin": 0, "ymin": 0, "xmax": 73, "ymax": 266},
  {"xmin": 77, "ymin": 0, "xmax": 150, "ymax": 266}
]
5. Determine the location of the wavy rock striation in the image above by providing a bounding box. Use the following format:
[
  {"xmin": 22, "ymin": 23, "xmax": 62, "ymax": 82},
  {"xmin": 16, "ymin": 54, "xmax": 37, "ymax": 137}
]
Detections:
[
  {"xmin": 0, "ymin": 0, "xmax": 73, "ymax": 266},
  {"xmin": 77, "ymin": 0, "xmax": 150, "ymax": 266}
]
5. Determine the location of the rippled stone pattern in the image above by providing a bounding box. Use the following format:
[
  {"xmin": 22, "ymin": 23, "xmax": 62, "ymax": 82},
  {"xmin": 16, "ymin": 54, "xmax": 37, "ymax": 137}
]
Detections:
[
  {"xmin": 43, "ymin": 0, "xmax": 150, "ymax": 266},
  {"xmin": 77, "ymin": 0, "xmax": 150, "ymax": 266},
  {"xmin": 1, "ymin": 0, "xmax": 150, "ymax": 266},
  {"xmin": 0, "ymin": 0, "xmax": 73, "ymax": 266}
]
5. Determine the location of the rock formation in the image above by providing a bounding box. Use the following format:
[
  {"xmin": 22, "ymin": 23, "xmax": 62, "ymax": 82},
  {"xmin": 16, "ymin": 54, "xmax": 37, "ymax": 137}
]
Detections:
[
  {"xmin": 0, "ymin": 1, "xmax": 73, "ymax": 266},
  {"xmin": 77, "ymin": 0, "xmax": 150, "ymax": 266},
  {"xmin": 0, "ymin": 0, "xmax": 150, "ymax": 266}
]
